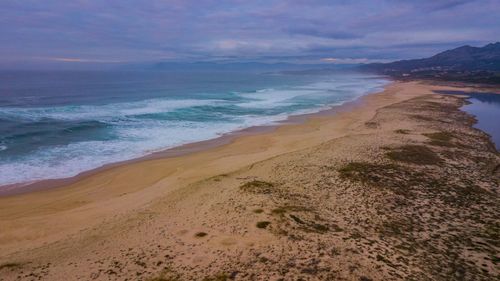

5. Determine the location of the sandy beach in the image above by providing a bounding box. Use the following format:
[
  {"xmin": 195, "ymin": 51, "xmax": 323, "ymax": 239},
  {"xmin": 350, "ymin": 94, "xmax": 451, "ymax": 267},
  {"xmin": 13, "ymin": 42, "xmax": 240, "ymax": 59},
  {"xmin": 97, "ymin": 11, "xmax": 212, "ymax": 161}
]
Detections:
[{"xmin": 0, "ymin": 81, "xmax": 498, "ymax": 280}]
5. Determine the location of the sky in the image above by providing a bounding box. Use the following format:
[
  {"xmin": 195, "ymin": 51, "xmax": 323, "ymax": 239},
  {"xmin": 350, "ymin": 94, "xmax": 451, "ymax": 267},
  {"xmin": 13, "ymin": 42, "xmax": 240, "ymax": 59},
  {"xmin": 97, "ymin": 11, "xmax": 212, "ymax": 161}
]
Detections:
[{"xmin": 1, "ymin": 0, "xmax": 499, "ymax": 68}]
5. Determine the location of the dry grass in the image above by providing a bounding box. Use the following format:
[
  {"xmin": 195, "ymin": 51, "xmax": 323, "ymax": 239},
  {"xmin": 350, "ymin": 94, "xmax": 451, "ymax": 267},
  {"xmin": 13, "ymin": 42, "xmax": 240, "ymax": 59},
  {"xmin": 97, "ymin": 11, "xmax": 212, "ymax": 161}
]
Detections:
[
  {"xmin": 424, "ymin": 131, "xmax": 454, "ymax": 146},
  {"xmin": 202, "ymin": 273, "xmax": 229, "ymax": 281},
  {"xmin": 239, "ymin": 180, "xmax": 274, "ymax": 194},
  {"xmin": 253, "ymin": 208, "xmax": 264, "ymax": 214},
  {"xmin": 271, "ymin": 205, "xmax": 311, "ymax": 215},
  {"xmin": 0, "ymin": 262, "xmax": 22, "ymax": 270},
  {"xmin": 339, "ymin": 162, "xmax": 401, "ymax": 183},
  {"xmin": 386, "ymin": 145, "xmax": 441, "ymax": 165},
  {"xmin": 256, "ymin": 221, "xmax": 271, "ymax": 229},
  {"xmin": 395, "ymin": 129, "xmax": 411, "ymax": 134}
]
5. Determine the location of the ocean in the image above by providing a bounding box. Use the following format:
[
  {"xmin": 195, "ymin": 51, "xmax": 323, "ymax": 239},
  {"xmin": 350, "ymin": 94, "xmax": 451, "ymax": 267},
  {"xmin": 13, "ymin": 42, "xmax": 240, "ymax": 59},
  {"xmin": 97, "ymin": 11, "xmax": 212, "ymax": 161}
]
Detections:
[{"xmin": 0, "ymin": 70, "xmax": 388, "ymax": 186}]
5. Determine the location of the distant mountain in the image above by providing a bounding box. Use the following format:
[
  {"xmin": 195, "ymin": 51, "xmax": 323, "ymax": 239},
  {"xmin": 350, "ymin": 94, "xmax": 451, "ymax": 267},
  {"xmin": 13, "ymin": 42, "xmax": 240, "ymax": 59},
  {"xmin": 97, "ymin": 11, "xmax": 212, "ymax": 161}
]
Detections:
[
  {"xmin": 365, "ymin": 42, "xmax": 500, "ymax": 72},
  {"xmin": 361, "ymin": 42, "xmax": 500, "ymax": 84}
]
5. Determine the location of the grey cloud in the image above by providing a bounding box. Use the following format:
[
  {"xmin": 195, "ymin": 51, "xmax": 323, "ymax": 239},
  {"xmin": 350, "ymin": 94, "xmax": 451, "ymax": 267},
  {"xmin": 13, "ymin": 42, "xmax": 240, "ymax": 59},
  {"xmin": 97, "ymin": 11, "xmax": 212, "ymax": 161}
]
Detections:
[{"xmin": 0, "ymin": 0, "xmax": 499, "ymax": 66}]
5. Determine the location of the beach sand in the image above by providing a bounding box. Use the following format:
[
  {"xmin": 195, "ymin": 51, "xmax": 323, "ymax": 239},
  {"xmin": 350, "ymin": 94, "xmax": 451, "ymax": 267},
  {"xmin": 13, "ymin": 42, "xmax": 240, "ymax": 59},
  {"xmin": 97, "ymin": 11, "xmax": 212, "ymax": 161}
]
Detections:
[{"xmin": 0, "ymin": 81, "xmax": 498, "ymax": 280}]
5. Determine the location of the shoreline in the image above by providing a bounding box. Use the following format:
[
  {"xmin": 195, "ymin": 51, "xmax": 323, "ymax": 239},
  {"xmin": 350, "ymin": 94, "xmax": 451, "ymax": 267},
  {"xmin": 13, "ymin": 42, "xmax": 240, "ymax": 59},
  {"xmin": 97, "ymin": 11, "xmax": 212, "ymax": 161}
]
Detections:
[
  {"xmin": 0, "ymin": 86, "xmax": 374, "ymax": 197},
  {"xmin": 2, "ymin": 81, "xmax": 426, "ymax": 258},
  {"xmin": 1, "ymin": 80, "xmax": 498, "ymax": 280}
]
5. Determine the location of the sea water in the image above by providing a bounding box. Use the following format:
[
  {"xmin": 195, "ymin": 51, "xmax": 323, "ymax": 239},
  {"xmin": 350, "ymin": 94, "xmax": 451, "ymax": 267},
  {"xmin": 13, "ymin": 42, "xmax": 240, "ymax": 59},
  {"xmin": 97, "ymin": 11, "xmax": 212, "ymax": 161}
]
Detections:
[{"xmin": 0, "ymin": 70, "xmax": 388, "ymax": 186}]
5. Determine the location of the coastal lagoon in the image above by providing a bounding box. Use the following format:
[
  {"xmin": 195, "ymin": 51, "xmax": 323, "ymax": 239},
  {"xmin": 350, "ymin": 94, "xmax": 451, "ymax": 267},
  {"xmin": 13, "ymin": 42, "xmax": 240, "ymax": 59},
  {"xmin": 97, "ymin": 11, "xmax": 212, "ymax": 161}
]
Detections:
[
  {"xmin": 437, "ymin": 90, "xmax": 500, "ymax": 150},
  {"xmin": 0, "ymin": 70, "xmax": 388, "ymax": 186},
  {"xmin": 463, "ymin": 92, "xmax": 500, "ymax": 150}
]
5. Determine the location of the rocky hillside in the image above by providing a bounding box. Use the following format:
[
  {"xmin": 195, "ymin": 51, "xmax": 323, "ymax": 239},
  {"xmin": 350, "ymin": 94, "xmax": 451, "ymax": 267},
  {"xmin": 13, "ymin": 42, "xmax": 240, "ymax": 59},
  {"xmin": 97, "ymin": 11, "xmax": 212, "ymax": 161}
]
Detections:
[{"xmin": 363, "ymin": 43, "xmax": 500, "ymax": 84}]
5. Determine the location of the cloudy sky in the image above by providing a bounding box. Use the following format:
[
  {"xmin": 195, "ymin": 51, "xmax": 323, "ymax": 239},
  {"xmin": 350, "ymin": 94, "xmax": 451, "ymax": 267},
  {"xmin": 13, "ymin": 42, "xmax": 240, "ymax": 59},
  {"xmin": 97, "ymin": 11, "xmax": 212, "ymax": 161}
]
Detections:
[{"xmin": 1, "ymin": 0, "xmax": 499, "ymax": 67}]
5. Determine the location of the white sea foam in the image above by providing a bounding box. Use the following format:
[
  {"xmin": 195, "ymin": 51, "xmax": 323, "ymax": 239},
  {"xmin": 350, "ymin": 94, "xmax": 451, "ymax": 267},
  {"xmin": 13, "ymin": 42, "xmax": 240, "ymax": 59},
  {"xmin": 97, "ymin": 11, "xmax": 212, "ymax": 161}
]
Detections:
[
  {"xmin": 237, "ymin": 88, "xmax": 318, "ymax": 108},
  {"xmin": 0, "ymin": 98, "xmax": 219, "ymax": 121}
]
